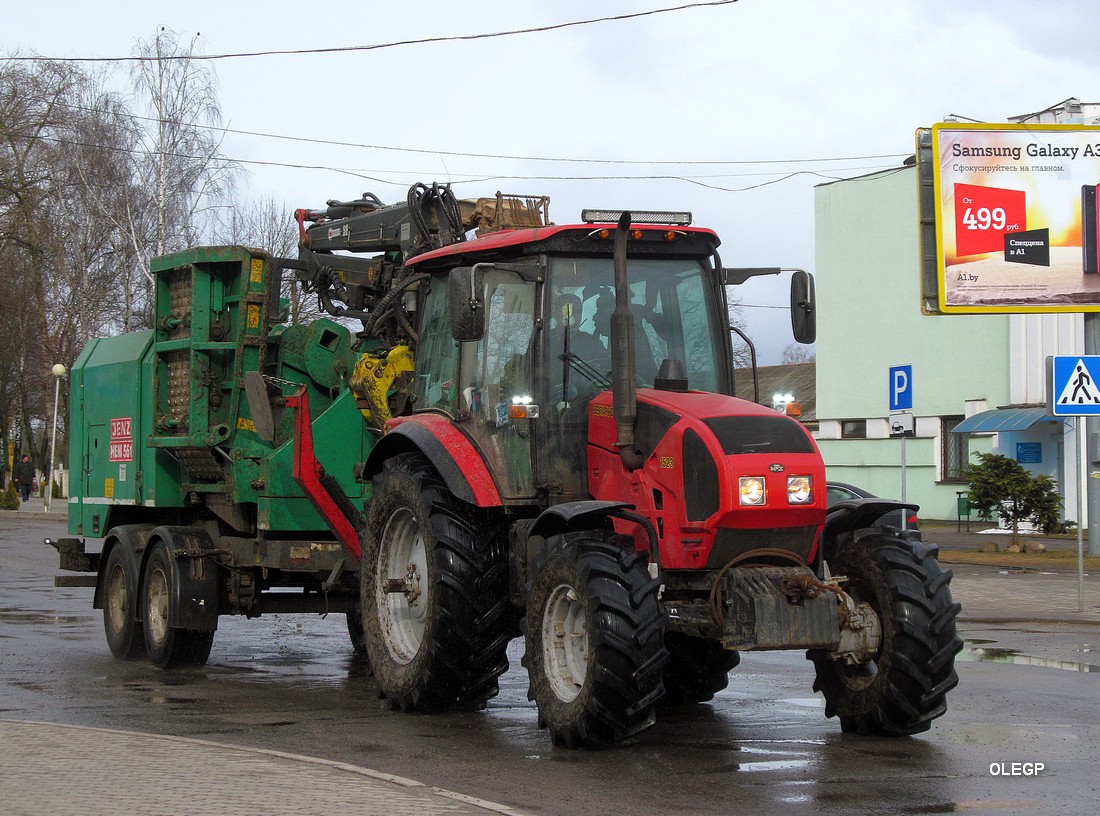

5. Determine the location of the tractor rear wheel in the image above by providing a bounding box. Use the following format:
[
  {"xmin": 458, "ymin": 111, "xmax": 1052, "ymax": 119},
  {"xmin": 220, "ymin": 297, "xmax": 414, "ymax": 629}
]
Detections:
[
  {"xmin": 661, "ymin": 632, "xmax": 739, "ymax": 704},
  {"xmin": 141, "ymin": 540, "xmax": 215, "ymax": 669},
  {"xmin": 362, "ymin": 453, "xmax": 510, "ymax": 711},
  {"xmin": 809, "ymin": 532, "xmax": 962, "ymax": 736},
  {"xmin": 523, "ymin": 532, "xmax": 667, "ymax": 747}
]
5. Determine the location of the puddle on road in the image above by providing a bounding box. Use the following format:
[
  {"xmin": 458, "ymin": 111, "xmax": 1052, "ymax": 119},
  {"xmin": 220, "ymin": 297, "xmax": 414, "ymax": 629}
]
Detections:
[
  {"xmin": 0, "ymin": 607, "xmax": 91, "ymax": 627},
  {"xmin": 960, "ymin": 640, "xmax": 1098, "ymax": 672}
]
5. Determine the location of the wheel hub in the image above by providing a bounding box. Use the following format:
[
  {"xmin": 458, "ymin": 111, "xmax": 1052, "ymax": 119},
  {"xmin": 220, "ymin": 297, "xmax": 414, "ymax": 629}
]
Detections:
[
  {"xmin": 106, "ymin": 565, "xmax": 127, "ymax": 637},
  {"xmin": 542, "ymin": 584, "xmax": 588, "ymax": 703},
  {"xmin": 146, "ymin": 567, "xmax": 170, "ymax": 646},
  {"xmin": 376, "ymin": 507, "xmax": 429, "ymax": 664}
]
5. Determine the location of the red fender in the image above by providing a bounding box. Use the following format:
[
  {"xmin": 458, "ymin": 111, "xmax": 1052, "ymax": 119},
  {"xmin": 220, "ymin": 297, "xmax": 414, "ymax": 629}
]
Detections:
[{"xmin": 381, "ymin": 414, "xmax": 503, "ymax": 507}]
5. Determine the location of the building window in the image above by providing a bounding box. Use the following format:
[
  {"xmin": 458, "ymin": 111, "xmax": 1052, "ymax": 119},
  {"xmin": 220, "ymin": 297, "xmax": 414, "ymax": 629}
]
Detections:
[
  {"xmin": 941, "ymin": 416, "xmax": 968, "ymax": 482},
  {"xmin": 840, "ymin": 419, "xmax": 867, "ymax": 439}
]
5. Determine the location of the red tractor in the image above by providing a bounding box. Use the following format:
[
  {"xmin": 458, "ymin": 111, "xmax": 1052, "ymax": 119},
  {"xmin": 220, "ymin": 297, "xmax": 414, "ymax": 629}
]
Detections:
[{"xmin": 285, "ymin": 188, "xmax": 962, "ymax": 747}]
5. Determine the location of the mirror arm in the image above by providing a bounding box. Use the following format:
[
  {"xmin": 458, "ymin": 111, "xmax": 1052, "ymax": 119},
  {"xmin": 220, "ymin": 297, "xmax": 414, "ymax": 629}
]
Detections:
[{"xmin": 729, "ymin": 325, "xmax": 759, "ymax": 404}]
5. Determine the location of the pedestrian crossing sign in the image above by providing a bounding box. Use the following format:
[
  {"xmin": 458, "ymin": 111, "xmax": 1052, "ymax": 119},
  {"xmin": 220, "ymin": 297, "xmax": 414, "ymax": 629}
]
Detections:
[{"xmin": 1049, "ymin": 356, "xmax": 1100, "ymax": 416}]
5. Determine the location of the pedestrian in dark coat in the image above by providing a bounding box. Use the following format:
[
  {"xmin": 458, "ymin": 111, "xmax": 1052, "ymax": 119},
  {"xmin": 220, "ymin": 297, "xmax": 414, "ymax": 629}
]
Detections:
[{"xmin": 14, "ymin": 455, "xmax": 35, "ymax": 502}]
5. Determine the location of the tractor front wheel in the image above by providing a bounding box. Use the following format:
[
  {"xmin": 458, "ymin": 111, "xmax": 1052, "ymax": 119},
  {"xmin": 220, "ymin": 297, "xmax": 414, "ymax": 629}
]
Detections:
[
  {"xmin": 523, "ymin": 532, "xmax": 667, "ymax": 747},
  {"xmin": 809, "ymin": 532, "xmax": 962, "ymax": 736}
]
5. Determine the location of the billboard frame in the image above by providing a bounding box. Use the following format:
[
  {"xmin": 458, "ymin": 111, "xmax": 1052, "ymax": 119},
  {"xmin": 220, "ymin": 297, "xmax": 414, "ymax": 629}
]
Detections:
[{"xmin": 918, "ymin": 122, "xmax": 1100, "ymax": 315}]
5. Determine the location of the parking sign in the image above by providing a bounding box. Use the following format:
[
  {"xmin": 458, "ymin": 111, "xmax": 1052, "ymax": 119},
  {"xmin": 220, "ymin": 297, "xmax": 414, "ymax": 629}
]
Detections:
[{"xmin": 889, "ymin": 365, "xmax": 913, "ymax": 412}]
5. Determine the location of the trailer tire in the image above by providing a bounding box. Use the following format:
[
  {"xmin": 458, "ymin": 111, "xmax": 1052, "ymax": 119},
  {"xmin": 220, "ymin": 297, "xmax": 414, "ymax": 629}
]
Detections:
[
  {"xmin": 808, "ymin": 532, "xmax": 962, "ymax": 736},
  {"xmin": 101, "ymin": 530, "xmax": 145, "ymax": 660},
  {"xmin": 522, "ymin": 532, "xmax": 667, "ymax": 748},
  {"xmin": 346, "ymin": 596, "xmax": 370, "ymax": 662},
  {"xmin": 142, "ymin": 540, "xmax": 215, "ymax": 669},
  {"xmin": 660, "ymin": 632, "xmax": 739, "ymax": 705},
  {"xmin": 362, "ymin": 453, "xmax": 510, "ymax": 711}
]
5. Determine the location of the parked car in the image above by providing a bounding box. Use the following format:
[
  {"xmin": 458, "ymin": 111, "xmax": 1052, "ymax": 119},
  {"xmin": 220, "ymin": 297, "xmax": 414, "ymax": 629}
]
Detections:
[{"xmin": 826, "ymin": 481, "xmax": 920, "ymax": 535}]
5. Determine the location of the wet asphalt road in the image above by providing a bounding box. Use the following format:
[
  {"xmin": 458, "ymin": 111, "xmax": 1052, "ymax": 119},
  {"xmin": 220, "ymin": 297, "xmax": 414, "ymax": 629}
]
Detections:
[{"xmin": 2, "ymin": 516, "xmax": 1098, "ymax": 816}]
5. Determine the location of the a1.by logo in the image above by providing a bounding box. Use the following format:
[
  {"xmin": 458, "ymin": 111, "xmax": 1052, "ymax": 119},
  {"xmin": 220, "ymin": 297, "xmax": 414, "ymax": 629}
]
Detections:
[{"xmin": 954, "ymin": 183, "xmax": 1026, "ymax": 257}]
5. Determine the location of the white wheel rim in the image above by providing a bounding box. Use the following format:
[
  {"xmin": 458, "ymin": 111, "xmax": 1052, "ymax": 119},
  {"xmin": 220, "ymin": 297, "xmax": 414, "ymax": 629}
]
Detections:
[
  {"xmin": 375, "ymin": 507, "xmax": 428, "ymax": 664},
  {"xmin": 542, "ymin": 583, "xmax": 588, "ymax": 703},
  {"xmin": 147, "ymin": 566, "xmax": 170, "ymax": 646},
  {"xmin": 106, "ymin": 563, "xmax": 127, "ymax": 638}
]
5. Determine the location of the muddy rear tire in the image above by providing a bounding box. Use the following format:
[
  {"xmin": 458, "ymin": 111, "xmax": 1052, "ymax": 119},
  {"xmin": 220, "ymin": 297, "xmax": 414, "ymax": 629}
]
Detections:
[
  {"xmin": 809, "ymin": 532, "xmax": 962, "ymax": 736},
  {"xmin": 523, "ymin": 532, "xmax": 667, "ymax": 747},
  {"xmin": 362, "ymin": 453, "xmax": 511, "ymax": 711},
  {"xmin": 142, "ymin": 541, "xmax": 214, "ymax": 669},
  {"xmin": 101, "ymin": 529, "xmax": 145, "ymax": 660}
]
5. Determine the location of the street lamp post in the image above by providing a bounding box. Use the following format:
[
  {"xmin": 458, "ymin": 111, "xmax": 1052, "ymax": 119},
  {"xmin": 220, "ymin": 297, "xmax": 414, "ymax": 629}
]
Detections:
[{"xmin": 46, "ymin": 363, "xmax": 66, "ymax": 514}]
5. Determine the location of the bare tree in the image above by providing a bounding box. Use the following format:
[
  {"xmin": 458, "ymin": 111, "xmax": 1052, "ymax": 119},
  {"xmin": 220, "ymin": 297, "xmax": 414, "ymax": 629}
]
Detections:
[
  {"xmin": 781, "ymin": 343, "xmax": 816, "ymax": 364},
  {"xmin": 0, "ymin": 57, "xmax": 83, "ymax": 468},
  {"xmin": 219, "ymin": 194, "xmax": 325, "ymax": 325},
  {"xmin": 726, "ymin": 290, "xmax": 753, "ymax": 369},
  {"xmin": 108, "ymin": 27, "xmax": 238, "ymax": 325}
]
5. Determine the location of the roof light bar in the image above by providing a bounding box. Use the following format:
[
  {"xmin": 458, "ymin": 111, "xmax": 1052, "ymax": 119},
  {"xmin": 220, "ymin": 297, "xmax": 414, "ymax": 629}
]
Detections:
[{"xmin": 581, "ymin": 209, "xmax": 692, "ymax": 226}]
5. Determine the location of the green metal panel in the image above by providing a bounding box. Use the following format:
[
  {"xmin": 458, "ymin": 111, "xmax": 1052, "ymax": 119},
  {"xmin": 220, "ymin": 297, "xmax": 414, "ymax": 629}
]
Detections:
[
  {"xmin": 258, "ymin": 388, "xmax": 368, "ymax": 532},
  {"xmin": 68, "ymin": 331, "xmax": 153, "ymax": 536},
  {"xmin": 67, "ymin": 244, "xmax": 372, "ymax": 543}
]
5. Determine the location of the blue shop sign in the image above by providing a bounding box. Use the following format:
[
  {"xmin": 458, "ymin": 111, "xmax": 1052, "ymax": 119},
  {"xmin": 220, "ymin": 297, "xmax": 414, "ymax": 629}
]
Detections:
[{"xmin": 1016, "ymin": 442, "xmax": 1042, "ymax": 464}]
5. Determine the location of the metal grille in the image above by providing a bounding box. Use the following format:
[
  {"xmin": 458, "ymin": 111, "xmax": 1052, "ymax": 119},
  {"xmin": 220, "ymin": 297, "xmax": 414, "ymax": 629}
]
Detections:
[{"xmin": 941, "ymin": 416, "xmax": 967, "ymax": 482}]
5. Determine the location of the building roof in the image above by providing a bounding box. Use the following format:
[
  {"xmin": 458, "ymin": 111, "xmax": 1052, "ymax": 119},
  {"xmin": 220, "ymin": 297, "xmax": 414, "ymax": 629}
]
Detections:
[{"xmin": 733, "ymin": 361, "xmax": 816, "ymax": 424}]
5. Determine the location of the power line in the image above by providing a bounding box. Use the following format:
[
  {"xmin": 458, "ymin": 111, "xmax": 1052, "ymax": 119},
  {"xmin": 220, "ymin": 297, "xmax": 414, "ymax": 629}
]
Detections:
[
  {"xmin": 59, "ymin": 100, "xmax": 909, "ymax": 168},
  {"xmin": 41, "ymin": 131, "xmax": 897, "ymax": 192},
  {"xmin": 7, "ymin": 1, "xmax": 740, "ymax": 63}
]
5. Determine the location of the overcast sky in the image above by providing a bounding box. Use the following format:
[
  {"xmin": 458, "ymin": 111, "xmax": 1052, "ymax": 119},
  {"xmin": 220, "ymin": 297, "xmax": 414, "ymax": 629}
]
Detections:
[{"xmin": 6, "ymin": 0, "xmax": 1100, "ymax": 362}]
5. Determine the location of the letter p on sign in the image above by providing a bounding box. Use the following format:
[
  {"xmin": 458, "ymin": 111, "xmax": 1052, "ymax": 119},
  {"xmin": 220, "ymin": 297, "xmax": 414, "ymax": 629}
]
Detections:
[{"xmin": 890, "ymin": 365, "xmax": 913, "ymax": 412}]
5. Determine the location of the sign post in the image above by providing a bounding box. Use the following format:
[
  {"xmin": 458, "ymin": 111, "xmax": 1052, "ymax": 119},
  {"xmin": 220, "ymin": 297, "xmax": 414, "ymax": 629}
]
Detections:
[
  {"xmin": 889, "ymin": 367, "xmax": 914, "ymax": 525},
  {"xmin": 1048, "ymin": 355, "xmax": 1100, "ymax": 611}
]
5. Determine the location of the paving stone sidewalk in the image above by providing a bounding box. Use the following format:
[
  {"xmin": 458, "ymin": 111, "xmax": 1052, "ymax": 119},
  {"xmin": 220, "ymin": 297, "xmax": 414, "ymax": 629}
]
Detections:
[{"xmin": 0, "ymin": 720, "xmax": 529, "ymax": 816}]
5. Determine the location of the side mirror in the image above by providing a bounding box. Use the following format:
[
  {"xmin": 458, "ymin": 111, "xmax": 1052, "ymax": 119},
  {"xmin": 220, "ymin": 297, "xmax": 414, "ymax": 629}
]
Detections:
[
  {"xmin": 790, "ymin": 270, "xmax": 816, "ymax": 344},
  {"xmin": 449, "ymin": 265, "xmax": 485, "ymax": 342}
]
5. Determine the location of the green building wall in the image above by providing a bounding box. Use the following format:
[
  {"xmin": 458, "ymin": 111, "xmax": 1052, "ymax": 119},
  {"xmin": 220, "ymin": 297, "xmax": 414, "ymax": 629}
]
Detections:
[{"xmin": 814, "ymin": 164, "xmax": 1010, "ymax": 521}]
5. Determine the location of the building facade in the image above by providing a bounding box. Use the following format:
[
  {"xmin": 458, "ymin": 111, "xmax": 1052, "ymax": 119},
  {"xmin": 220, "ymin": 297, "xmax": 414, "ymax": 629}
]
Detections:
[{"xmin": 813, "ymin": 161, "xmax": 1083, "ymax": 522}]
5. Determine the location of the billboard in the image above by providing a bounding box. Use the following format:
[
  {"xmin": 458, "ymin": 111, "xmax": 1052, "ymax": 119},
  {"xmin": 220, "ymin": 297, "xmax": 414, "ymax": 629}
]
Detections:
[{"xmin": 930, "ymin": 123, "xmax": 1100, "ymax": 313}]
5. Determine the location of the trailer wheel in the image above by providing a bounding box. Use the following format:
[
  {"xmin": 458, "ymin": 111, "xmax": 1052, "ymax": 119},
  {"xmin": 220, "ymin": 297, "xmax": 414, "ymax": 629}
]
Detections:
[
  {"xmin": 346, "ymin": 608, "xmax": 367, "ymax": 656},
  {"xmin": 362, "ymin": 453, "xmax": 510, "ymax": 711},
  {"xmin": 101, "ymin": 530, "xmax": 145, "ymax": 660},
  {"xmin": 522, "ymin": 532, "xmax": 667, "ymax": 748},
  {"xmin": 808, "ymin": 533, "xmax": 962, "ymax": 736},
  {"xmin": 660, "ymin": 632, "xmax": 739, "ymax": 704},
  {"xmin": 142, "ymin": 541, "xmax": 215, "ymax": 669}
]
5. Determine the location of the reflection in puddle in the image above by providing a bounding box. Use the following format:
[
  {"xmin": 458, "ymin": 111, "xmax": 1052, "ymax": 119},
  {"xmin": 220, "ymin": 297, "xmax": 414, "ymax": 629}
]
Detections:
[
  {"xmin": 0, "ymin": 607, "xmax": 91, "ymax": 627},
  {"xmin": 959, "ymin": 642, "xmax": 1099, "ymax": 672}
]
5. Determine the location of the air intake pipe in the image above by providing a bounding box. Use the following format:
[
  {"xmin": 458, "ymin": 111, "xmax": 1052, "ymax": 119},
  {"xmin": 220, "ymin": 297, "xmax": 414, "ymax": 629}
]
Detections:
[{"xmin": 611, "ymin": 212, "xmax": 643, "ymax": 470}]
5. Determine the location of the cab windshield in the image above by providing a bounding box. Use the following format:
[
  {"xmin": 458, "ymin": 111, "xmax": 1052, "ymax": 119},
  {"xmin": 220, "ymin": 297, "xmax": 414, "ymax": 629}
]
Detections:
[
  {"xmin": 546, "ymin": 257, "xmax": 725, "ymax": 400},
  {"xmin": 543, "ymin": 256, "xmax": 726, "ymax": 501}
]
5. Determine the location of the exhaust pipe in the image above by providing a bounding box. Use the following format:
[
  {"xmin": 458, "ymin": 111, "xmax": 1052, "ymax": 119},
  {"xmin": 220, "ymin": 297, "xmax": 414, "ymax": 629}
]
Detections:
[{"xmin": 611, "ymin": 212, "xmax": 643, "ymax": 470}]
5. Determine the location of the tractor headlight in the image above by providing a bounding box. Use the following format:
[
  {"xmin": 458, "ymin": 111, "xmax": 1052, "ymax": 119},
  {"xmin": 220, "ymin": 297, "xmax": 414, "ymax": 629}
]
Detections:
[
  {"xmin": 787, "ymin": 475, "xmax": 813, "ymax": 505},
  {"xmin": 739, "ymin": 477, "xmax": 766, "ymax": 506}
]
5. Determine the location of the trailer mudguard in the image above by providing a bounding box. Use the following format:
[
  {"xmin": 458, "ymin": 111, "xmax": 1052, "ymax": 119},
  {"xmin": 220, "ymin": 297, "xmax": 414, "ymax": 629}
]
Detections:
[
  {"xmin": 143, "ymin": 526, "xmax": 220, "ymax": 631},
  {"xmin": 367, "ymin": 414, "xmax": 503, "ymax": 507}
]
